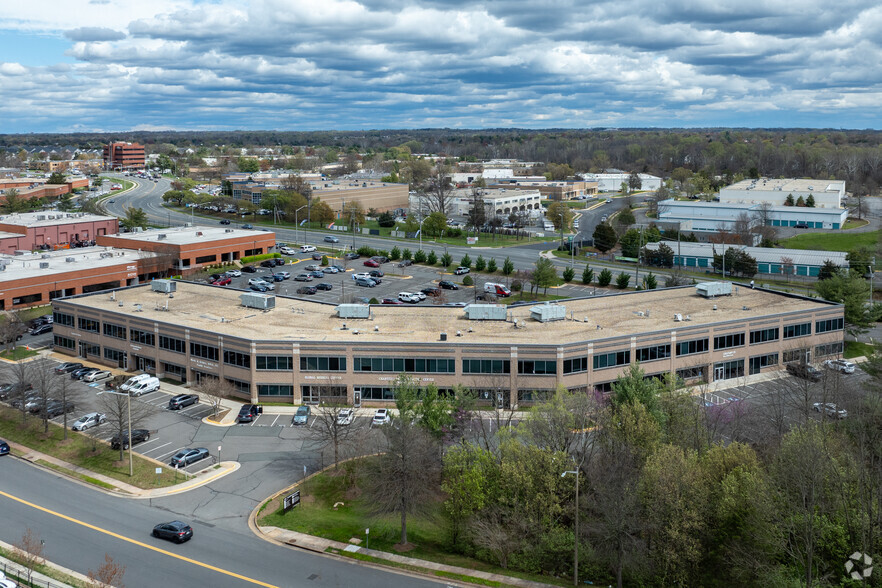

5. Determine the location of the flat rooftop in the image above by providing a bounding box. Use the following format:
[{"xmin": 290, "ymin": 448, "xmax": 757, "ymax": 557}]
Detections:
[
  {"xmin": 106, "ymin": 225, "xmax": 273, "ymax": 245},
  {"xmin": 0, "ymin": 210, "xmax": 114, "ymax": 228},
  {"xmin": 725, "ymin": 178, "xmax": 845, "ymax": 193},
  {"xmin": 0, "ymin": 247, "xmax": 156, "ymax": 282},
  {"xmin": 58, "ymin": 281, "xmax": 836, "ymax": 346}
]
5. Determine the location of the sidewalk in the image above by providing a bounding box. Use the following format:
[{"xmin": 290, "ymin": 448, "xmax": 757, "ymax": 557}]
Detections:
[{"xmin": 0, "ymin": 538, "xmax": 86, "ymax": 588}]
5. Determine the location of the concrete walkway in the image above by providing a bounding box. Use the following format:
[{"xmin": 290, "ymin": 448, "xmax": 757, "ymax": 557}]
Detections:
[{"xmin": 0, "ymin": 538, "xmax": 86, "ymax": 588}]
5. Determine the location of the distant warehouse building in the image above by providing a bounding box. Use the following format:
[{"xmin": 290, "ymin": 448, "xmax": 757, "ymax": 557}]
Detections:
[
  {"xmin": 51, "ymin": 282, "xmax": 844, "ymax": 406},
  {"xmin": 581, "ymin": 172, "xmax": 662, "ymax": 192},
  {"xmin": 720, "ymin": 178, "xmax": 845, "ymax": 209},
  {"xmin": 658, "ymin": 199, "xmax": 849, "ymax": 232},
  {"xmin": 644, "ymin": 241, "xmax": 849, "ymax": 277}
]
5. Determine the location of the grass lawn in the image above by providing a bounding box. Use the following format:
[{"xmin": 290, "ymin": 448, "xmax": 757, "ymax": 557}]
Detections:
[
  {"xmin": 843, "ymin": 218, "xmax": 870, "ymax": 230},
  {"xmin": 259, "ymin": 462, "xmax": 569, "ymax": 587},
  {"xmin": 0, "ymin": 347, "xmax": 39, "ymax": 360},
  {"xmin": 0, "ymin": 407, "xmax": 186, "ymax": 489},
  {"xmin": 845, "ymin": 340, "xmax": 874, "ymax": 359},
  {"xmin": 0, "ymin": 544, "xmax": 91, "ymax": 588},
  {"xmin": 779, "ymin": 229, "xmax": 880, "ymax": 252}
]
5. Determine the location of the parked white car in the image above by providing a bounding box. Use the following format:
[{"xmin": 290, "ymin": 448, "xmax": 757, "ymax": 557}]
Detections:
[
  {"xmin": 72, "ymin": 412, "xmax": 107, "ymax": 431},
  {"xmin": 337, "ymin": 408, "xmax": 354, "ymax": 426},
  {"xmin": 372, "ymin": 409, "xmax": 391, "ymax": 426},
  {"xmin": 279, "ymin": 246, "xmax": 296, "ymax": 255},
  {"xmin": 352, "ymin": 272, "xmax": 372, "ymax": 281},
  {"xmin": 823, "ymin": 359, "xmax": 855, "ymax": 374},
  {"xmin": 398, "ymin": 292, "xmax": 420, "ymax": 303},
  {"xmin": 82, "ymin": 370, "xmax": 112, "ymax": 382},
  {"xmin": 300, "ymin": 245, "xmax": 316, "ymax": 252}
]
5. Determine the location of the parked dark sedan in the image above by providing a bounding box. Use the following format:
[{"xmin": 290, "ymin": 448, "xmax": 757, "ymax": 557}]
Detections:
[
  {"xmin": 0, "ymin": 439, "xmax": 9, "ymax": 456},
  {"xmin": 54, "ymin": 362, "xmax": 83, "ymax": 374},
  {"xmin": 236, "ymin": 404, "xmax": 260, "ymax": 423},
  {"xmin": 344, "ymin": 252, "xmax": 360, "ymax": 260},
  {"xmin": 241, "ymin": 265, "xmax": 257, "ymax": 273},
  {"xmin": 249, "ymin": 283, "xmax": 269, "ymax": 292},
  {"xmin": 421, "ymin": 287, "xmax": 442, "ymax": 297},
  {"xmin": 152, "ymin": 521, "xmax": 193, "ymax": 543},
  {"xmin": 168, "ymin": 394, "xmax": 199, "ymax": 410},
  {"xmin": 30, "ymin": 323, "xmax": 53, "ymax": 335},
  {"xmin": 296, "ymin": 286, "xmax": 317, "ymax": 295},
  {"xmin": 0, "ymin": 382, "xmax": 32, "ymax": 400},
  {"xmin": 315, "ymin": 283, "xmax": 333, "ymax": 291},
  {"xmin": 171, "ymin": 447, "xmax": 209, "ymax": 467},
  {"xmin": 71, "ymin": 367, "xmax": 99, "ymax": 380},
  {"xmin": 110, "ymin": 429, "xmax": 150, "ymax": 450}
]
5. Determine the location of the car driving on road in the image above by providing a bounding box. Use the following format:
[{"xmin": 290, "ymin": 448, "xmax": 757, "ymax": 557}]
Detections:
[{"xmin": 152, "ymin": 521, "xmax": 193, "ymax": 543}]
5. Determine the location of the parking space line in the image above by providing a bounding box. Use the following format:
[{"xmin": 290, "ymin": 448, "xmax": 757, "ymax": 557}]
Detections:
[
  {"xmin": 141, "ymin": 442, "xmax": 171, "ymax": 455},
  {"xmin": 156, "ymin": 447, "xmax": 186, "ymax": 461},
  {"xmin": 270, "ymin": 414, "xmax": 279, "ymax": 427},
  {"xmin": 136, "ymin": 437, "xmax": 161, "ymax": 449}
]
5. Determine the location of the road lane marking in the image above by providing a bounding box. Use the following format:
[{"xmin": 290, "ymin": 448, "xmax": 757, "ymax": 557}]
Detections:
[{"xmin": 0, "ymin": 489, "xmax": 279, "ymax": 588}]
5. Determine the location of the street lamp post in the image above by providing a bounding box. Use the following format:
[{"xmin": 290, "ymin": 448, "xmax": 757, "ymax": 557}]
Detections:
[
  {"xmin": 419, "ymin": 216, "xmax": 427, "ymax": 251},
  {"xmin": 294, "ymin": 205, "xmax": 308, "ymax": 245},
  {"xmin": 561, "ymin": 468, "xmax": 580, "ymax": 586}
]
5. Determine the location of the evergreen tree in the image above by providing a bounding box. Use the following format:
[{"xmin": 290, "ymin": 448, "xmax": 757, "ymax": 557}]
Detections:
[
  {"xmin": 581, "ymin": 265, "xmax": 594, "ymax": 284},
  {"xmin": 486, "ymin": 258, "xmax": 497, "ymax": 273},
  {"xmin": 598, "ymin": 268, "xmax": 613, "ymax": 286},
  {"xmin": 805, "ymin": 194, "xmax": 815, "ymax": 207},
  {"xmin": 784, "ymin": 193, "xmax": 795, "ymax": 206},
  {"xmin": 563, "ymin": 267, "xmax": 575, "ymax": 282},
  {"xmin": 817, "ymin": 259, "xmax": 840, "ymax": 280},
  {"xmin": 440, "ymin": 252, "xmax": 452, "ymax": 267},
  {"xmin": 592, "ymin": 223, "xmax": 618, "ymax": 252},
  {"xmin": 460, "ymin": 254, "xmax": 472, "ymax": 268},
  {"xmin": 502, "ymin": 256, "xmax": 514, "ymax": 276},
  {"xmin": 616, "ymin": 272, "xmax": 631, "ymax": 289},
  {"xmin": 474, "ymin": 255, "xmax": 486, "ymax": 272},
  {"xmin": 795, "ymin": 195, "xmax": 806, "ymax": 207},
  {"xmin": 643, "ymin": 272, "xmax": 657, "ymax": 289}
]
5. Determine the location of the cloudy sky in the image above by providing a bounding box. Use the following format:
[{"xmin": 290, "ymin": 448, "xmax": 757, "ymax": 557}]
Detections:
[{"xmin": 3, "ymin": 0, "xmax": 882, "ymax": 132}]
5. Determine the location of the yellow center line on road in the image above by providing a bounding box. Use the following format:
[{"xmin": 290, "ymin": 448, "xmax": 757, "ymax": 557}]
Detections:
[{"xmin": 0, "ymin": 489, "xmax": 279, "ymax": 588}]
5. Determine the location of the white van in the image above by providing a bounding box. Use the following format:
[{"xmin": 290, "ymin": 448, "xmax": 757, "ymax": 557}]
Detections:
[
  {"xmin": 127, "ymin": 377, "xmax": 160, "ymax": 397},
  {"xmin": 484, "ymin": 283, "xmax": 511, "ymax": 297},
  {"xmin": 120, "ymin": 373, "xmax": 151, "ymax": 392},
  {"xmin": 543, "ymin": 220, "xmax": 554, "ymax": 231}
]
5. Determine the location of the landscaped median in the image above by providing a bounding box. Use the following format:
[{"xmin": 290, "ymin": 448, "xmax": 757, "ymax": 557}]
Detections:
[
  {"xmin": 0, "ymin": 406, "xmax": 187, "ymax": 491},
  {"xmin": 252, "ymin": 459, "xmax": 564, "ymax": 588}
]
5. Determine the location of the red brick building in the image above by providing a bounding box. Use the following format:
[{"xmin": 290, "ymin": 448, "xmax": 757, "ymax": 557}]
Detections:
[
  {"xmin": 0, "ymin": 211, "xmax": 119, "ymax": 254},
  {"xmin": 103, "ymin": 142, "xmax": 145, "ymax": 170}
]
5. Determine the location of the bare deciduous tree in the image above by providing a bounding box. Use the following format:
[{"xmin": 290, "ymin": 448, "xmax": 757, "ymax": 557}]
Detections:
[
  {"xmin": 191, "ymin": 376, "xmax": 234, "ymax": 418},
  {"xmin": 99, "ymin": 390, "xmax": 152, "ymax": 462},
  {"xmin": 305, "ymin": 401, "xmax": 358, "ymax": 468},
  {"xmin": 0, "ymin": 311, "xmax": 28, "ymax": 354},
  {"xmin": 87, "ymin": 553, "xmax": 126, "ymax": 588},
  {"xmin": 13, "ymin": 528, "xmax": 45, "ymax": 586}
]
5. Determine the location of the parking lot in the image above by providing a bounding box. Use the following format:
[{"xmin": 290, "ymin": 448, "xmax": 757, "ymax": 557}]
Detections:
[{"xmin": 211, "ymin": 252, "xmax": 606, "ymax": 306}]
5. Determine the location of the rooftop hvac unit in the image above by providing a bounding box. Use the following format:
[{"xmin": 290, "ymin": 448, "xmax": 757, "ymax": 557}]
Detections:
[
  {"xmin": 240, "ymin": 292, "xmax": 275, "ymax": 310},
  {"xmin": 65, "ymin": 257, "xmax": 76, "ymax": 263},
  {"xmin": 39, "ymin": 262, "xmax": 49, "ymax": 269},
  {"xmin": 36, "ymin": 215, "xmax": 46, "ymax": 221},
  {"xmin": 465, "ymin": 304, "xmax": 507, "ymax": 321},
  {"xmin": 157, "ymin": 234, "xmax": 167, "ymax": 240},
  {"xmin": 225, "ymin": 229, "xmax": 233, "ymax": 233},
  {"xmin": 336, "ymin": 304, "xmax": 370, "ymax": 319},
  {"xmin": 695, "ymin": 282, "xmax": 733, "ymax": 298},
  {"xmin": 41, "ymin": 254, "xmax": 51, "ymax": 259},
  {"xmin": 99, "ymin": 252, "xmax": 113, "ymax": 259},
  {"xmin": 151, "ymin": 279, "xmax": 176, "ymax": 293},
  {"xmin": 530, "ymin": 302, "xmax": 566, "ymax": 323}
]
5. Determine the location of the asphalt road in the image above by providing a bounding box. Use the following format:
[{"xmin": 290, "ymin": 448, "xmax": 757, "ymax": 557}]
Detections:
[{"xmin": 0, "ymin": 456, "xmax": 446, "ymax": 587}]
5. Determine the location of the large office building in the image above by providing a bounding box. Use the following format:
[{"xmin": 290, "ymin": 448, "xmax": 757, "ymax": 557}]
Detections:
[
  {"xmin": 52, "ymin": 282, "xmax": 844, "ymax": 407},
  {"xmin": 103, "ymin": 142, "xmax": 146, "ymax": 170},
  {"xmin": 658, "ymin": 199, "xmax": 849, "ymax": 232},
  {"xmin": 227, "ymin": 175, "xmax": 408, "ymax": 214},
  {"xmin": 411, "ymin": 188, "xmax": 544, "ymax": 218},
  {"xmin": 0, "ymin": 211, "xmax": 118, "ymax": 254},
  {"xmin": 720, "ymin": 178, "xmax": 846, "ymax": 209},
  {"xmin": 581, "ymin": 172, "xmax": 663, "ymax": 192}
]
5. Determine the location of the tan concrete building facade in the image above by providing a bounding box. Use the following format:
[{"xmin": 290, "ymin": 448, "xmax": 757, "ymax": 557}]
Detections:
[{"xmin": 51, "ymin": 283, "xmax": 845, "ymax": 407}]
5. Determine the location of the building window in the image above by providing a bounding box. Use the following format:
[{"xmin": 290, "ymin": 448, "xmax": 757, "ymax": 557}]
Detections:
[
  {"xmin": 104, "ymin": 347, "xmax": 125, "ymax": 362},
  {"xmin": 159, "ymin": 335, "xmax": 186, "ymax": 354},
  {"xmin": 82, "ymin": 343, "xmax": 100, "ymax": 356},
  {"xmin": 815, "ymin": 318, "xmax": 844, "ymax": 333},
  {"xmin": 226, "ymin": 378, "xmax": 250, "ymax": 394},
  {"xmin": 256, "ymin": 355, "xmax": 294, "ymax": 371},
  {"xmin": 713, "ymin": 333, "xmax": 745, "ymax": 350},
  {"xmin": 749, "ymin": 327, "xmax": 779, "ymax": 345},
  {"xmin": 77, "ymin": 318, "xmax": 99, "ymax": 333},
  {"xmin": 190, "ymin": 342, "xmax": 219, "ymax": 361},
  {"xmin": 162, "ymin": 362, "xmax": 186, "ymax": 380},
  {"xmin": 676, "ymin": 338, "xmax": 708, "ymax": 356},
  {"xmin": 224, "ymin": 350, "xmax": 251, "ymax": 369},
  {"xmin": 257, "ymin": 384, "xmax": 293, "ymax": 396},
  {"xmin": 53, "ymin": 312, "xmax": 74, "ymax": 327},
  {"xmin": 815, "ymin": 342, "xmax": 844, "ymax": 357},
  {"xmin": 462, "ymin": 359, "xmax": 511, "ymax": 374},
  {"xmin": 195, "ymin": 254, "xmax": 217, "ymax": 265},
  {"xmin": 713, "ymin": 359, "xmax": 744, "ymax": 380},
  {"xmin": 635, "ymin": 344, "xmax": 671, "ymax": 362},
  {"xmin": 302, "ymin": 385, "xmax": 347, "ymax": 403},
  {"xmin": 103, "ymin": 322, "xmax": 126, "ymax": 339},
  {"xmin": 783, "ymin": 323, "xmax": 811, "ymax": 339},
  {"xmin": 354, "ymin": 357, "xmax": 455, "ymax": 373},
  {"xmin": 517, "ymin": 389, "xmax": 552, "ymax": 403},
  {"xmin": 517, "ymin": 360, "xmax": 557, "ymax": 375},
  {"xmin": 676, "ymin": 365, "xmax": 706, "ymax": 382},
  {"xmin": 54, "ymin": 335, "xmax": 75, "ymax": 350},
  {"xmin": 593, "ymin": 350, "xmax": 630, "ymax": 370},
  {"xmin": 563, "ymin": 357, "xmax": 588, "ymax": 374},
  {"xmin": 358, "ymin": 386, "xmax": 395, "ymax": 400},
  {"xmin": 749, "ymin": 353, "xmax": 778, "ymax": 375},
  {"xmin": 13, "ymin": 293, "xmax": 42, "ymax": 306},
  {"xmin": 130, "ymin": 328, "xmax": 155, "ymax": 346},
  {"xmin": 783, "ymin": 348, "xmax": 810, "ymax": 364},
  {"xmin": 300, "ymin": 356, "xmax": 347, "ymax": 372}
]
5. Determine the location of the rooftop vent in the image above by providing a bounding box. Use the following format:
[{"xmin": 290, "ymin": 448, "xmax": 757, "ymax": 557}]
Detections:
[
  {"xmin": 695, "ymin": 282, "xmax": 732, "ymax": 298},
  {"xmin": 36, "ymin": 215, "xmax": 46, "ymax": 221},
  {"xmin": 157, "ymin": 234, "xmax": 167, "ymax": 240},
  {"xmin": 65, "ymin": 257, "xmax": 76, "ymax": 263},
  {"xmin": 440, "ymin": 332, "xmax": 448, "ymax": 341},
  {"xmin": 530, "ymin": 302, "xmax": 566, "ymax": 323},
  {"xmin": 99, "ymin": 252, "xmax": 113, "ymax": 259},
  {"xmin": 39, "ymin": 262, "xmax": 49, "ymax": 269},
  {"xmin": 151, "ymin": 279, "xmax": 176, "ymax": 293},
  {"xmin": 336, "ymin": 304, "xmax": 370, "ymax": 319},
  {"xmin": 465, "ymin": 304, "xmax": 507, "ymax": 321},
  {"xmin": 240, "ymin": 292, "xmax": 275, "ymax": 310}
]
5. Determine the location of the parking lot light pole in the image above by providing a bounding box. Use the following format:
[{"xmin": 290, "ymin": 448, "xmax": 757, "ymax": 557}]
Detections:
[
  {"xmin": 561, "ymin": 468, "xmax": 579, "ymax": 586},
  {"xmin": 294, "ymin": 205, "xmax": 307, "ymax": 245},
  {"xmin": 419, "ymin": 216, "xmax": 427, "ymax": 251}
]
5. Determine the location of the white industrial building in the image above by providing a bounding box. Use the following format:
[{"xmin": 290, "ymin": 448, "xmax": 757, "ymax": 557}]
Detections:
[
  {"xmin": 581, "ymin": 172, "xmax": 662, "ymax": 192},
  {"xmin": 720, "ymin": 178, "xmax": 845, "ymax": 209},
  {"xmin": 657, "ymin": 199, "xmax": 849, "ymax": 232},
  {"xmin": 409, "ymin": 188, "xmax": 544, "ymax": 218}
]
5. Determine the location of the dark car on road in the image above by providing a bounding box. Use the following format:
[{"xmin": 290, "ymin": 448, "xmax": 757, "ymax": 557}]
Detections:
[
  {"xmin": 219, "ymin": 219, "xmax": 231, "ymax": 225},
  {"xmin": 241, "ymin": 224, "xmax": 254, "ymax": 229},
  {"xmin": 171, "ymin": 447, "xmax": 209, "ymax": 467},
  {"xmin": 439, "ymin": 280, "xmax": 459, "ymax": 290},
  {"xmin": 236, "ymin": 404, "xmax": 260, "ymax": 423},
  {"xmin": 296, "ymin": 286, "xmax": 317, "ymax": 295},
  {"xmin": 54, "ymin": 362, "xmax": 83, "ymax": 374},
  {"xmin": 0, "ymin": 439, "xmax": 9, "ymax": 456},
  {"xmin": 168, "ymin": 394, "xmax": 199, "ymax": 410},
  {"xmin": 152, "ymin": 521, "xmax": 193, "ymax": 544},
  {"xmin": 324, "ymin": 235, "xmax": 340, "ymax": 243},
  {"xmin": 786, "ymin": 362, "xmax": 822, "ymax": 382},
  {"xmin": 110, "ymin": 429, "xmax": 150, "ymax": 450},
  {"xmin": 315, "ymin": 283, "xmax": 333, "ymax": 291}
]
